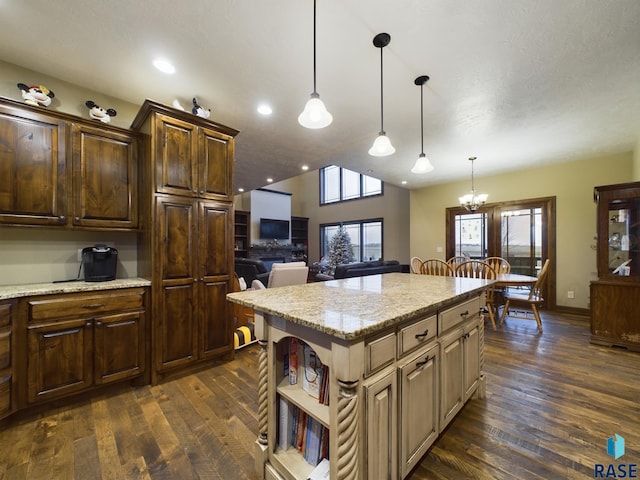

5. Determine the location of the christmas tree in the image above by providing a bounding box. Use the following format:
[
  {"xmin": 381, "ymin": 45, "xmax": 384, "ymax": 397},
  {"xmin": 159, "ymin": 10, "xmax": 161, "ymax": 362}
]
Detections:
[{"xmin": 326, "ymin": 226, "xmax": 354, "ymax": 275}]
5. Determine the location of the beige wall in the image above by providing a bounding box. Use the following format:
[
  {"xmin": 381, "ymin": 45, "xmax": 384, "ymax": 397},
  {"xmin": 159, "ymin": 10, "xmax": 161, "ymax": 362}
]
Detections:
[
  {"xmin": 634, "ymin": 135, "xmax": 640, "ymax": 181},
  {"xmin": 260, "ymin": 171, "xmax": 411, "ymax": 265},
  {"xmin": 0, "ymin": 60, "xmax": 140, "ymax": 129},
  {"xmin": 410, "ymin": 151, "xmax": 634, "ymax": 309}
]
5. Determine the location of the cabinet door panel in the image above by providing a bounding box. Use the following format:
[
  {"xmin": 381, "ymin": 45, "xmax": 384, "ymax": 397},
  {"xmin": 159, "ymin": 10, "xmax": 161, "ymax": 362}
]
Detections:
[
  {"xmin": 71, "ymin": 124, "xmax": 138, "ymax": 229},
  {"xmin": 94, "ymin": 311, "xmax": 145, "ymax": 384},
  {"xmin": 199, "ymin": 280, "xmax": 231, "ymax": 357},
  {"xmin": 27, "ymin": 318, "xmax": 92, "ymax": 403},
  {"xmin": 463, "ymin": 320, "xmax": 481, "ymax": 400},
  {"xmin": 440, "ymin": 330, "xmax": 463, "ymax": 429},
  {"xmin": 0, "ymin": 110, "xmax": 66, "ymax": 225},
  {"xmin": 157, "ymin": 197, "xmax": 196, "ymax": 280},
  {"xmin": 155, "ymin": 114, "xmax": 197, "ymax": 196},
  {"xmin": 157, "ymin": 283, "xmax": 197, "ymax": 370},
  {"xmin": 365, "ymin": 370, "xmax": 397, "ymax": 480},
  {"xmin": 400, "ymin": 343, "xmax": 439, "ymax": 478},
  {"xmin": 200, "ymin": 201, "xmax": 232, "ymax": 277},
  {"xmin": 199, "ymin": 127, "xmax": 233, "ymax": 199}
]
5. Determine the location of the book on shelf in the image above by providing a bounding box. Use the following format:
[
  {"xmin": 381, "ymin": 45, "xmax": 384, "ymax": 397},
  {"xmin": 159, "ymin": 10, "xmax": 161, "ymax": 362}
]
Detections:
[
  {"xmin": 302, "ymin": 343, "xmax": 322, "ymax": 399},
  {"xmin": 278, "ymin": 397, "xmax": 294, "ymax": 450},
  {"xmin": 289, "ymin": 337, "xmax": 298, "ymax": 385},
  {"xmin": 307, "ymin": 458, "xmax": 330, "ymax": 480}
]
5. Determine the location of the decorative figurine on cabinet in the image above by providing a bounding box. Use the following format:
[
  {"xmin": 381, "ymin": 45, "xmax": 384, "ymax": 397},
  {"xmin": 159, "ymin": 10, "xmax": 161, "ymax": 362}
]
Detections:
[
  {"xmin": 16, "ymin": 83, "xmax": 55, "ymax": 107},
  {"xmin": 85, "ymin": 100, "xmax": 117, "ymax": 123},
  {"xmin": 192, "ymin": 97, "xmax": 211, "ymax": 119}
]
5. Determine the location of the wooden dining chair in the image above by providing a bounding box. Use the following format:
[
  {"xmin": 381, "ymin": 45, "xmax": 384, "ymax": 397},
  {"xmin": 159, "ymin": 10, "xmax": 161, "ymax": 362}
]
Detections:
[
  {"xmin": 484, "ymin": 257, "xmax": 511, "ymax": 274},
  {"xmin": 455, "ymin": 260, "xmax": 498, "ymax": 329},
  {"xmin": 420, "ymin": 259, "xmax": 454, "ymax": 276},
  {"xmin": 499, "ymin": 259, "xmax": 550, "ymax": 333},
  {"xmin": 410, "ymin": 256, "xmax": 424, "ymax": 274},
  {"xmin": 446, "ymin": 255, "xmax": 469, "ymax": 268}
]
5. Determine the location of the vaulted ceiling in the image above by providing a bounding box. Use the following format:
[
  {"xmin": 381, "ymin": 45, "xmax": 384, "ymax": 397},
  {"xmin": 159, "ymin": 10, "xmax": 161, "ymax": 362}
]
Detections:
[{"xmin": 2, "ymin": 0, "xmax": 639, "ymax": 192}]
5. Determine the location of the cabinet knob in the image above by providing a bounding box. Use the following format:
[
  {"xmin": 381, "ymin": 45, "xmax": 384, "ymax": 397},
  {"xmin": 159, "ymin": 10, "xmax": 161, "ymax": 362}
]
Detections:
[{"xmin": 58, "ymin": 216, "xmax": 66, "ymax": 223}]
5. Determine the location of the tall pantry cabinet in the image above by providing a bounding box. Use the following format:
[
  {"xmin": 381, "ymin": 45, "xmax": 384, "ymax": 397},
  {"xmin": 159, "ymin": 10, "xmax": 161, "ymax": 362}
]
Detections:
[{"xmin": 132, "ymin": 100, "xmax": 239, "ymax": 382}]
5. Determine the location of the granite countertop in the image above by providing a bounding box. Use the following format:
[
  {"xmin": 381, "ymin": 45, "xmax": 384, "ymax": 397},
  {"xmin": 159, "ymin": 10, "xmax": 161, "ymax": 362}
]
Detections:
[
  {"xmin": 227, "ymin": 273, "xmax": 492, "ymax": 340},
  {"xmin": 0, "ymin": 278, "xmax": 152, "ymax": 301}
]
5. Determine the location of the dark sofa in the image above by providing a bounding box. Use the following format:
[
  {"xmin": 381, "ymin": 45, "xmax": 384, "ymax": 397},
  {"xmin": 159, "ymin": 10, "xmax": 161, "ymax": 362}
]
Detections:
[
  {"xmin": 315, "ymin": 260, "xmax": 403, "ymax": 281},
  {"xmin": 234, "ymin": 257, "xmax": 270, "ymax": 286}
]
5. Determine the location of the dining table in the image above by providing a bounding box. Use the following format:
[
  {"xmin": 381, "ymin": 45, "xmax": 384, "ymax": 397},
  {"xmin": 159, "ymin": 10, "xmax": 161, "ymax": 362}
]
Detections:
[{"xmin": 488, "ymin": 273, "xmax": 539, "ymax": 326}]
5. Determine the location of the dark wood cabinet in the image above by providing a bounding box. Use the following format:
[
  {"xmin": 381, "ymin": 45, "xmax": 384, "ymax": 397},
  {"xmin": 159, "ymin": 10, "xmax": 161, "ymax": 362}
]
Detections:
[
  {"xmin": 71, "ymin": 122, "xmax": 139, "ymax": 229},
  {"xmin": 134, "ymin": 100, "xmax": 238, "ymax": 381},
  {"xmin": 591, "ymin": 182, "xmax": 640, "ymax": 351},
  {"xmin": 0, "ymin": 98, "xmax": 139, "ymax": 230},
  {"xmin": 291, "ymin": 216, "xmax": 309, "ymax": 262},
  {"xmin": 0, "ymin": 101, "xmax": 67, "ymax": 226},
  {"xmin": 0, "ymin": 300, "xmax": 16, "ymax": 420},
  {"xmin": 25, "ymin": 288, "xmax": 147, "ymax": 404}
]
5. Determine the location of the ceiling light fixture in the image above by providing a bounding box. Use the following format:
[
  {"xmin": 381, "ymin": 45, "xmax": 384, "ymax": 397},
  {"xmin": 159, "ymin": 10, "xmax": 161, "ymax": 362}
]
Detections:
[
  {"xmin": 459, "ymin": 156, "xmax": 488, "ymax": 211},
  {"xmin": 298, "ymin": 0, "xmax": 332, "ymax": 129},
  {"xmin": 411, "ymin": 75, "xmax": 435, "ymax": 174},
  {"xmin": 369, "ymin": 33, "xmax": 395, "ymax": 157},
  {"xmin": 257, "ymin": 104, "xmax": 273, "ymax": 115},
  {"xmin": 152, "ymin": 58, "xmax": 175, "ymax": 74}
]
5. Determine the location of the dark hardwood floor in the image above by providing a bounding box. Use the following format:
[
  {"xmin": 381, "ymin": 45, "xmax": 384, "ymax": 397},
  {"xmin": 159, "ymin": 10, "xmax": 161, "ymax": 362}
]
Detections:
[{"xmin": 1, "ymin": 312, "xmax": 639, "ymax": 479}]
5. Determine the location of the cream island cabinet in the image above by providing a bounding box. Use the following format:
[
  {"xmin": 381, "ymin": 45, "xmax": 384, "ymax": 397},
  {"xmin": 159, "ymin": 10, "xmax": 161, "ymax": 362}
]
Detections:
[{"xmin": 227, "ymin": 273, "xmax": 491, "ymax": 480}]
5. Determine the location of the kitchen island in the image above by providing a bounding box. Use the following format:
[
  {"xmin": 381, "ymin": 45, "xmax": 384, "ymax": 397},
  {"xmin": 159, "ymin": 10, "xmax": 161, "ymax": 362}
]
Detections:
[{"xmin": 227, "ymin": 273, "xmax": 492, "ymax": 480}]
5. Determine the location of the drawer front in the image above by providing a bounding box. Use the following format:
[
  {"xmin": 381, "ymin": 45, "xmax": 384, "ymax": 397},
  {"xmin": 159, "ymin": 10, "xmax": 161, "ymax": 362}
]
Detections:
[
  {"xmin": 0, "ymin": 329, "xmax": 10, "ymax": 370},
  {"xmin": 365, "ymin": 331, "xmax": 396, "ymax": 376},
  {"xmin": 439, "ymin": 296, "xmax": 481, "ymax": 334},
  {"xmin": 0, "ymin": 302, "xmax": 12, "ymax": 328},
  {"xmin": 398, "ymin": 315, "xmax": 437, "ymax": 357},
  {"xmin": 29, "ymin": 289, "xmax": 145, "ymax": 322}
]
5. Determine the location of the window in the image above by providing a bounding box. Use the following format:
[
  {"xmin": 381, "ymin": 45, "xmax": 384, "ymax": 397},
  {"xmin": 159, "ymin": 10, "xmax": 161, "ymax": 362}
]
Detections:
[
  {"xmin": 320, "ymin": 166, "xmax": 383, "ymax": 204},
  {"xmin": 320, "ymin": 219, "xmax": 383, "ymax": 262}
]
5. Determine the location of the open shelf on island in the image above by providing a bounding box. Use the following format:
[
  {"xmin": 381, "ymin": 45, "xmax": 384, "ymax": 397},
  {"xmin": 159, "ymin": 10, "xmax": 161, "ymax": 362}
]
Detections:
[{"xmin": 277, "ymin": 378, "xmax": 330, "ymax": 428}]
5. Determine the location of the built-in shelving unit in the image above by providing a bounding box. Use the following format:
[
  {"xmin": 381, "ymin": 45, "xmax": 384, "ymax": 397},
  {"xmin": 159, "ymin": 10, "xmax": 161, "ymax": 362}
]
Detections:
[
  {"xmin": 291, "ymin": 216, "xmax": 309, "ymax": 262},
  {"xmin": 234, "ymin": 210, "xmax": 250, "ymax": 258}
]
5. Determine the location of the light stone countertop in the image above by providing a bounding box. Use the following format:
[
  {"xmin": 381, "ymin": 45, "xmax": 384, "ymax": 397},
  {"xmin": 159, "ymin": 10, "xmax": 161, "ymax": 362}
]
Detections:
[
  {"xmin": 0, "ymin": 278, "xmax": 151, "ymax": 301},
  {"xmin": 227, "ymin": 273, "xmax": 493, "ymax": 341}
]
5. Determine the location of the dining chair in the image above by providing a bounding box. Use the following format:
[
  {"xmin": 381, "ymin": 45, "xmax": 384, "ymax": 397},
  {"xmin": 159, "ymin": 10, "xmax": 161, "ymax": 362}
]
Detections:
[
  {"xmin": 446, "ymin": 255, "xmax": 469, "ymax": 268},
  {"xmin": 419, "ymin": 259, "xmax": 454, "ymax": 276},
  {"xmin": 455, "ymin": 260, "xmax": 498, "ymax": 329},
  {"xmin": 484, "ymin": 257, "xmax": 511, "ymax": 274},
  {"xmin": 410, "ymin": 256, "xmax": 424, "ymax": 274},
  {"xmin": 499, "ymin": 259, "xmax": 550, "ymax": 333}
]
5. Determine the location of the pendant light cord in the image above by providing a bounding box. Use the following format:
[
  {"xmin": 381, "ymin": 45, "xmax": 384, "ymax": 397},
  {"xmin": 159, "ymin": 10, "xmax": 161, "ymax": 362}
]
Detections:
[
  {"xmin": 379, "ymin": 46, "xmax": 384, "ymax": 134},
  {"xmin": 419, "ymin": 82, "xmax": 424, "ymax": 155},
  {"xmin": 312, "ymin": 0, "xmax": 317, "ymax": 95}
]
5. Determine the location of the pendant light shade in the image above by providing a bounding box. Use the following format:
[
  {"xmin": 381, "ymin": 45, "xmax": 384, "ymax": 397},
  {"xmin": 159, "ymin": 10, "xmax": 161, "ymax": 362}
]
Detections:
[
  {"xmin": 298, "ymin": 0, "xmax": 332, "ymax": 129},
  {"xmin": 369, "ymin": 33, "xmax": 395, "ymax": 157},
  {"xmin": 411, "ymin": 75, "xmax": 434, "ymax": 174}
]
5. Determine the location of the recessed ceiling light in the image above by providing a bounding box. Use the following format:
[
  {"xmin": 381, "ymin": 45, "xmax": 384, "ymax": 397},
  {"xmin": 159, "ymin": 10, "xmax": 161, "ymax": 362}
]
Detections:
[
  {"xmin": 153, "ymin": 58, "xmax": 175, "ymax": 74},
  {"xmin": 401, "ymin": 180, "xmax": 407, "ymax": 185},
  {"xmin": 301, "ymin": 165, "xmax": 309, "ymax": 171},
  {"xmin": 266, "ymin": 177, "xmax": 273, "ymax": 183},
  {"xmin": 257, "ymin": 104, "xmax": 273, "ymax": 115},
  {"xmin": 238, "ymin": 188, "xmax": 245, "ymax": 192}
]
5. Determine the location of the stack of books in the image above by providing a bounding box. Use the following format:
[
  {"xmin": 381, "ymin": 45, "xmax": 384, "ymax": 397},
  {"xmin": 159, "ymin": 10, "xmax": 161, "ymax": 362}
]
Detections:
[{"xmin": 278, "ymin": 399, "xmax": 329, "ymax": 467}]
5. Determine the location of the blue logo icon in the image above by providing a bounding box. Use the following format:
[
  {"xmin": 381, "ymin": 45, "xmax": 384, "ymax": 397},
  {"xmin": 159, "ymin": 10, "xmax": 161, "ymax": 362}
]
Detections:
[{"xmin": 608, "ymin": 434, "xmax": 625, "ymax": 460}]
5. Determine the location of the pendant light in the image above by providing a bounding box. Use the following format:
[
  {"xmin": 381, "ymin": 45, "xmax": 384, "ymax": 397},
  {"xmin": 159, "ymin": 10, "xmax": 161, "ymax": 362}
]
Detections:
[
  {"xmin": 298, "ymin": 0, "xmax": 333, "ymax": 129},
  {"xmin": 411, "ymin": 75, "xmax": 435, "ymax": 174},
  {"xmin": 459, "ymin": 156, "xmax": 488, "ymax": 211},
  {"xmin": 369, "ymin": 33, "xmax": 395, "ymax": 156}
]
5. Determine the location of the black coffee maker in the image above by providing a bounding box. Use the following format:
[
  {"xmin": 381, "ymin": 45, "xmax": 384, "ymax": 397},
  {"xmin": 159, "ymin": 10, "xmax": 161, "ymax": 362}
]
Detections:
[{"xmin": 82, "ymin": 245, "xmax": 118, "ymax": 282}]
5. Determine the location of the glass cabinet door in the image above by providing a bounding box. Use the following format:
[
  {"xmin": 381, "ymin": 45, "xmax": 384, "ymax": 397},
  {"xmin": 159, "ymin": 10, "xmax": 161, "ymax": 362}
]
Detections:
[{"xmin": 595, "ymin": 183, "xmax": 640, "ymax": 280}]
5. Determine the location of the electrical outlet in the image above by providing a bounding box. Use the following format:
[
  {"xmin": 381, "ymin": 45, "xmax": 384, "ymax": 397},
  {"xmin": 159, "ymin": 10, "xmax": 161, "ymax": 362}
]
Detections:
[
  {"xmin": 567, "ymin": 291, "xmax": 575, "ymax": 299},
  {"xmin": 77, "ymin": 248, "xmax": 83, "ymax": 262},
  {"xmin": 436, "ymin": 246, "xmax": 443, "ymax": 253}
]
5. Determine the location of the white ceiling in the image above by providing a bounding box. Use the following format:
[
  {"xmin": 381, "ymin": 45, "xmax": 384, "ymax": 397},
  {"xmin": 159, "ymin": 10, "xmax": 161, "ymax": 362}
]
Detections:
[{"xmin": 2, "ymin": 0, "xmax": 639, "ymax": 192}]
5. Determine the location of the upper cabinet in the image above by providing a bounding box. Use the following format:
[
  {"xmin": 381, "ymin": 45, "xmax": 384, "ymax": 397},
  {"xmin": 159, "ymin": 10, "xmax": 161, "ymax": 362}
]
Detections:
[
  {"xmin": 594, "ymin": 182, "xmax": 640, "ymax": 280},
  {"xmin": 0, "ymin": 100, "xmax": 68, "ymax": 226},
  {"xmin": 132, "ymin": 101, "xmax": 237, "ymax": 201},
  {"xmin": 71, "ymin": 123, "xmax": 139, "ymax": 229},
  {"xmin": 0, "ymin": 98, "xmax": 139, "ymax": 230}
]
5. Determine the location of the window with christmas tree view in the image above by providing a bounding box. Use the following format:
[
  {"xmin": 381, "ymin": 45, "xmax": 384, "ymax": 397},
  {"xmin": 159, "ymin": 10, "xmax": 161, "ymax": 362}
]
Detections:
[{"xmin": 320, "ymin": 219, "xmax": 383, "ymax": 264}]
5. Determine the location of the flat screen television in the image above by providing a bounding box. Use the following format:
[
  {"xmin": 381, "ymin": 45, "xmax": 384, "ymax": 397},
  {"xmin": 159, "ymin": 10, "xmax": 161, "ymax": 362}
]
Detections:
[{"xmin": 259, "ymin": 218, "xmax": 290, "ymax": 239}]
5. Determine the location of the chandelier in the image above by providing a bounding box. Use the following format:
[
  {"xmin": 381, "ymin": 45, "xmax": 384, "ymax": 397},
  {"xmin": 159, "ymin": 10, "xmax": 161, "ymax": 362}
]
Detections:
[{"xmin": 459, "ymin": 156, "xmax": 488, "ymax": 211}]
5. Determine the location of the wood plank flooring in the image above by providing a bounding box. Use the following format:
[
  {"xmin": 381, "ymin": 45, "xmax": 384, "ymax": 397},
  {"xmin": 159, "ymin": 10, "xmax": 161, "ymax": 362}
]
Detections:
[{"xmin": 1, "ymin": 312, "xmax": 639, "ymax": 479}]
